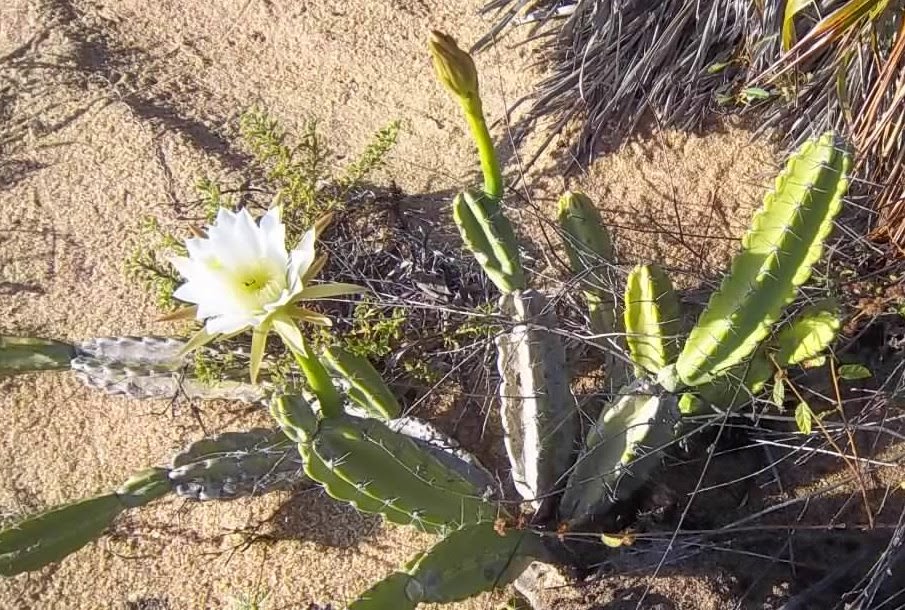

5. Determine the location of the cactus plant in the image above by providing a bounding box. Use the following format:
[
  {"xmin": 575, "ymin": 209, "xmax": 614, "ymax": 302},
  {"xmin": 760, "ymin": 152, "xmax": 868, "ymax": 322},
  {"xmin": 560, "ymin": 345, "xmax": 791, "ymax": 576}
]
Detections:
[{"xmin": 0, "ymin": 30, "xmax": 853, "ymax": 610}]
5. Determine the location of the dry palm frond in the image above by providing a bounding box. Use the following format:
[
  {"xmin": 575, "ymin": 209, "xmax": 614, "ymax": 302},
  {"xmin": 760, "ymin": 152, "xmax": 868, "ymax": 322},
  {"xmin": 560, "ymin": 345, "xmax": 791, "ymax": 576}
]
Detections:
[
  {"xmin": 477, "ymin": 0, "xmax": 755, "ymax": 166},
  {"xmin": 479, "ymin": 0, "xmax": 905, "ymax": 254}
]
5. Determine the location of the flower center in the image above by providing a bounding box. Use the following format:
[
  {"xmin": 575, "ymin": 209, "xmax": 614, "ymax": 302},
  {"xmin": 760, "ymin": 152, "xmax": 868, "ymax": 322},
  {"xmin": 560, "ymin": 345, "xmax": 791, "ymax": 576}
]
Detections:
[{"xmin": 227, "ymin": 261, "xmax": 287, "ymax": 311}]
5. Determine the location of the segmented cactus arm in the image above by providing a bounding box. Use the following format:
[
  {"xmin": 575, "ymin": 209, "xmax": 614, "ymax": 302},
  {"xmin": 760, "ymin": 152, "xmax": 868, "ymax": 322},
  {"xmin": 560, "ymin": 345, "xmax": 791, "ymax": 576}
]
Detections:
[{"xmin": 676, "ymin": 133, "xmax": 850, "ymax": 386}]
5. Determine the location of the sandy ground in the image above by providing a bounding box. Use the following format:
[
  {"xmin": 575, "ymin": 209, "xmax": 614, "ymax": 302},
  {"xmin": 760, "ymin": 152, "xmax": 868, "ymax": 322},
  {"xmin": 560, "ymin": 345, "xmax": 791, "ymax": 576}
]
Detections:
[{"xmin": 0, "ymin": 1, "xmax": 783, "ymax": 608}]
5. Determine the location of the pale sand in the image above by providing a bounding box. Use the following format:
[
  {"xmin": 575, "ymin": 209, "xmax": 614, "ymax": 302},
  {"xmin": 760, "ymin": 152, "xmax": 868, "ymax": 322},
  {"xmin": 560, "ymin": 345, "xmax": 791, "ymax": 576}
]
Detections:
[{"xmin": 0, "ymin": 1, "xmax": 777, "ymax": 608}]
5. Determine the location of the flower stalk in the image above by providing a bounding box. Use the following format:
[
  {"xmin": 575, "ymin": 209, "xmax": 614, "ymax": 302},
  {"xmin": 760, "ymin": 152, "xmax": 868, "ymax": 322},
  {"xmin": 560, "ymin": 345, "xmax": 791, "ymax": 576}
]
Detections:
[{"xmin": 429, "ymin": 31, "xmax": 503, "ymax": 200}]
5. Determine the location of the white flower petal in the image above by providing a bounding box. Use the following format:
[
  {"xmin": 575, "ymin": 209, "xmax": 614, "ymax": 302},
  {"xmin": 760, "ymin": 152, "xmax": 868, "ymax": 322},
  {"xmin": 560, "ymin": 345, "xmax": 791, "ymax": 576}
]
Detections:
[
  {"xmin": 287, "ymin": 230, "xmax": 316, "ymax": 290},
  {"xmin": 205, "ymin": 315, "xmax": 257, "ymax": 335}
]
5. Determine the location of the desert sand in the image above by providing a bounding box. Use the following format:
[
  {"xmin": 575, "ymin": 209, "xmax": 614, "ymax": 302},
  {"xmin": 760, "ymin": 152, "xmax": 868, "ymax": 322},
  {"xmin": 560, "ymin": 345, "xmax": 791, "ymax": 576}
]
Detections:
[{"xmin": 0, "ymin": 1, "xmax": 782, "ymax": 608}]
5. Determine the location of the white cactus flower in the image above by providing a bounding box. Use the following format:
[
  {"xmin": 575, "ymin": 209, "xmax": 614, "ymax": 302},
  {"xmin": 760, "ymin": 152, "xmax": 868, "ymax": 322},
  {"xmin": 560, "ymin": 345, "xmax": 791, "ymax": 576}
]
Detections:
[{"xmin": 170, "ymin": 206, "xmax": 362, "ymax": 382}]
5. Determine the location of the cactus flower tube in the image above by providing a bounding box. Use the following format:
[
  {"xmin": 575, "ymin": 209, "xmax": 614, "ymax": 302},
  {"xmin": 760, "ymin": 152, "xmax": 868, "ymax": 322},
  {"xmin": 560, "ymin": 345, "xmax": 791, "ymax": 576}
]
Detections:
[
  {"xmin": 429, "ymin": 31, "xmax": 503, "ymax": 200},
  {"xmin": 170, "ymin": 206, "xmax": 363, "ymax": 384}
]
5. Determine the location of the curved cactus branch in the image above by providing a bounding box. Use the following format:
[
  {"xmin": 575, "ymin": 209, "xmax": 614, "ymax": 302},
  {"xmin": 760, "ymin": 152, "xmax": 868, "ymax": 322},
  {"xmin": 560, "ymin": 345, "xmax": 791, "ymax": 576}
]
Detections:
[
  {"xmin": 454, "ymin": 190, "xmax": 525, "ymax": 293},
  {"xmin": 350, "ymin": 522, "xmax": 543, "ymax": 608},
  {"xmin": 676, "ymin": 133, "xmax": 851, "ymax": 387},
  {"xmin": 0, "ymin": 468, "xmax": 169, "ymax": 576},
  {"xmin": 624, "ymin": 264, "xmax": 680, "ymax": 376},
  {"xmin": 323, "ymin": 346, "xmax": 401, "ymax": 420}
]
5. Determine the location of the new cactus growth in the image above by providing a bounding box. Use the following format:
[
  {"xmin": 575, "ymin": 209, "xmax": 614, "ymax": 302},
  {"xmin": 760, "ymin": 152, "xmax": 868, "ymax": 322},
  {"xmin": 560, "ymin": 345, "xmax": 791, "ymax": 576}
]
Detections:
[
  {"xmin": 453, "ymin": 190, "xmax": 525, "ymax": 293},
  {"xmin": 624, "ymin": 264, "xmax": 681, "ymax": 376},
  {"xmin": 557, "ymin": 192, "xmax": 618, "ymax": 338}
]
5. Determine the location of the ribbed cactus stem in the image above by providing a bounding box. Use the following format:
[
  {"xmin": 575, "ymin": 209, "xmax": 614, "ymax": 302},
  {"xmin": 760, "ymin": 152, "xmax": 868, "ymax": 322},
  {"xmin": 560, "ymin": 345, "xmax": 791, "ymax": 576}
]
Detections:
[
  {"xmin": 676, "ymin": 133, "xmax": 850, "ymax": 386},
  {"xmin": 453, "ymin": 190, "xmax": 525, "ymax": 293},
  {"xmin": 0, "ymin": 336, "xmax": 75, "ymax": 375},
  {"xmin": 496, "ymin": 290, "xmax": 578, "ymax": 513},
  {"xmin": 624, "ymin": 264, "xmax": 680, "ymax": 376},
  {"xmin": 560, "ymin": 381, "xmax": 679, "ymax": 525}
]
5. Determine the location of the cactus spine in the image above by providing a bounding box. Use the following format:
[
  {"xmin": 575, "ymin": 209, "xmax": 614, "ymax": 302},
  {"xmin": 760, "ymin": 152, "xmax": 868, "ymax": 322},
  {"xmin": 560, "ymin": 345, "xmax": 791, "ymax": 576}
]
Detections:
[{"xmin": 676, "ymin": 133, "xmax": 850, "ymax": 387}]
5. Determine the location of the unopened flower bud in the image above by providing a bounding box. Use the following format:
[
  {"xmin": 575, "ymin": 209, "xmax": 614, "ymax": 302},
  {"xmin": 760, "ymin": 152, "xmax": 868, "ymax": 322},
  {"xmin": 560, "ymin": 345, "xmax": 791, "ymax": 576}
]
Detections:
[{"xmin": 429, "ymin": 30, "xmax": 479, "ymax": 102}]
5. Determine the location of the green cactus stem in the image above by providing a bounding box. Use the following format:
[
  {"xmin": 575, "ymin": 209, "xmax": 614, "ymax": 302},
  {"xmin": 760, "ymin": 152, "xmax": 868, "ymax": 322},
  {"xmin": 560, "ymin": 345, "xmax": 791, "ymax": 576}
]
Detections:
[
  {"xmin": 0, "ymin": 468, "xmax": 169, "ymax": 576},
  {"xmin": 454, "ymin": 190, "xmax": 525, "ymax": 293},
  {"xmin": 0, "ymin": 336, "xmax": 75, "ymax": 375},
  {"xmin": 623, "ymin": 264, "xmax": 681, "ymax": 376},
  {"xmin": 271, "ymin": 394, "xmax": 497, "ymax": 532},
  {"xmin": 350, "ymin": 522, "xmax": 543, "ymax": 608},
  {"xmin": 773, "ymin": 301, "xmax": 840, "ymax": 367},
  {"xmin": 676, "ymin": 133, "xmax": 851, "ymax": 387},
  {"xmin": 75, "ymin": 336, "xmax": 185, "ymax": 368},
  {"xmin": 560, "ymin": 381, "xmax": 679, "ymax": 525},
  {"xmin": 323, "ymin": 346, "xmax": 401, "ymax": 420},
  {"xmin": 496, "ymin": 289, "xmax": 578, "ymax": 512}
]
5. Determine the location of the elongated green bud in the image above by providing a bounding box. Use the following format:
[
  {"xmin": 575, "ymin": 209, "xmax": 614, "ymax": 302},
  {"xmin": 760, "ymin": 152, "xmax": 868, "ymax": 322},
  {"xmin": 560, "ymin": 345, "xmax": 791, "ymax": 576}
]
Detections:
[
  {"xmin": 676, "ymin": 133, "xmax": 850, "ymax": 387},
  {"xmin": 429, "ymin": 31, "xmax": 479, "ymax": 102},
  {"xmin": 773, "ymin": 301, "xmax": 840, "ymax": 367},
  {"xmin": 323, "ymin": 346, "xmax": 401, "ymax": 419},
  {"xmin": 557, "ymin": 192, "xmax": 618, "ymax": 336},
  {"xmin": 624, "ymin": 264, "xmax": 680, "ymax": 376},
  {"xmin": 454, "ymin": 190, "xmax": 525, "ymax": 293},
  {"xmin": 560, "ymin": 381, "xmax": 679, "ymax": 525},
  {"xmin": 0, "ymin": 336, "xmax": 75, "ymax": 375},
  {"xmin": 0, "ymin": 468, "xmax": 170, "ymax": 576}
]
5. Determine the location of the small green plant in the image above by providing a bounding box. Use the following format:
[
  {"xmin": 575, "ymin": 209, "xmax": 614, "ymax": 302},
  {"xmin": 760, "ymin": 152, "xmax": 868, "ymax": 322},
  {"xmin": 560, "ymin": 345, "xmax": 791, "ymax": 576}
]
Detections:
[
  {"xmin": 239, "ymin": 107, "xmax": 400, "ymax": 241},
  {"xmin": 124, "ymin": 216, "xmax": 183, "ymax": 311}
]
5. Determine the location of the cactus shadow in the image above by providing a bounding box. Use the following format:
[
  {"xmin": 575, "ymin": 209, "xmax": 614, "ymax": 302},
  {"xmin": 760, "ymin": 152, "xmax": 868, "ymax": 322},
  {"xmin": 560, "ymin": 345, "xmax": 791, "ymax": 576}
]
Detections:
[{"xmin": 264, "ymin": 488, "xmax": 383, "ymax": 549}]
